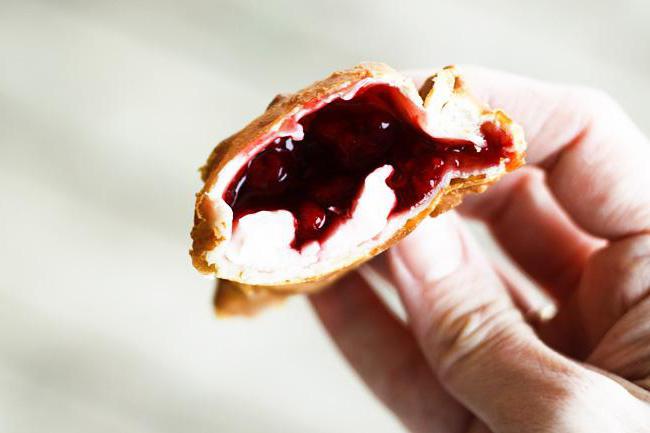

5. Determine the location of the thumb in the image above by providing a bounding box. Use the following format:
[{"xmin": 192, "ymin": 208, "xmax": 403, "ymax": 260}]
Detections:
[{"xmin": 388, "ymin": 213, "xmax": 592, "ymax": 431}]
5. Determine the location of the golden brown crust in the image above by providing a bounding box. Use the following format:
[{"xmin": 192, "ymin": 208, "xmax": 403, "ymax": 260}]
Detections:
[{"xmin": 192, "ymin": 63, "xmax": 526, "ymax": 315}]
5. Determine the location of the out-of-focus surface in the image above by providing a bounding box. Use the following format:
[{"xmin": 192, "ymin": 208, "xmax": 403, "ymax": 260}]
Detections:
[{"xmin": 1, "ymin": 1, "xmax": 648, "ymax": 432}]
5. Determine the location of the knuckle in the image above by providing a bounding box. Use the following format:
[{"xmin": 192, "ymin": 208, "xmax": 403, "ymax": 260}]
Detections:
[
  {"xmin": 568, "ymin": 86, "xmax": 622, "ymax": 120},
  {"xmin": 423, "ymin": 297, "xmax": 521, "ymax": 382},
  {"xmin": 592, "ymin": 234, "xmax": 650, "ymax": 308}
]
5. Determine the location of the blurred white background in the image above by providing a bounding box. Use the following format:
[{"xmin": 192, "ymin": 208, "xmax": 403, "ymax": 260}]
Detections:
[{"xmin": 1, "ymin": 1, "xmax": 649, "ymax": 432}]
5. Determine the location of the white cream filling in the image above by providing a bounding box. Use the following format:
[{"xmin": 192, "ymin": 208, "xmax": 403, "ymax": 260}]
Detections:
[
  {"xmin": 319, "ymin": 165, "xmax": 395, "ymax": 260},
  {"xmin": 222, "ymin": 165, "xmax": 396, "ymax": 273}
]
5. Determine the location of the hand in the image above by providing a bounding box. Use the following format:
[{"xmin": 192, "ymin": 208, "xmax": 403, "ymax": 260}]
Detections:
[{"xmin": 310, "ymin": 67, "xmax": 650, "ymax": 433}]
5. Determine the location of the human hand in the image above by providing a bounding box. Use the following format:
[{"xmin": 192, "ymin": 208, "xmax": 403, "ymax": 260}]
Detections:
[{"xmin": 310, "ymin": 67, "xmax": 650, "ymax": 433}]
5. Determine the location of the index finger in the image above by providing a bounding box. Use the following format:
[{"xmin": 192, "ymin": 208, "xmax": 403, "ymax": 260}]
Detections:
[{"xmin": 409, "ymin": 66, "xmax": 650, "ymax": 240}]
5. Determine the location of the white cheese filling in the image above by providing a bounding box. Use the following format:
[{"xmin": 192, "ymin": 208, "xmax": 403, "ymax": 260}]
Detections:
[{"xmin": 223, "ymin": 165, "xmax": 396, "ymax": 272}]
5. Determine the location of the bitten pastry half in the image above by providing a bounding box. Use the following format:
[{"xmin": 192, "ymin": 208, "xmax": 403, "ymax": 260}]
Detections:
[{"xmin": 190, "ymin": 62, "xmax": 526, "ymax": 316}]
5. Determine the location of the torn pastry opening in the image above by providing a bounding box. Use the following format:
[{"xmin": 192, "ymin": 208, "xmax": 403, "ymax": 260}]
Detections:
[{"xmin": 205, "ymin": 81, "xmax": 518, "ymax": 284}]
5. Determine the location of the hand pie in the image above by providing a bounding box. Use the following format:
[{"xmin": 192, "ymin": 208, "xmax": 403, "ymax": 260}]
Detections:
[{"xmin": 190, "ymin": 63, "xmax": 526, "ymax": 315}]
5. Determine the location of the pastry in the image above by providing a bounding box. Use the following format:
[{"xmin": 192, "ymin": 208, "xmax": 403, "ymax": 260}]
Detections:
[{"xmin": 190, "ymin": 63, "xmax": 526, "ymax": 315}]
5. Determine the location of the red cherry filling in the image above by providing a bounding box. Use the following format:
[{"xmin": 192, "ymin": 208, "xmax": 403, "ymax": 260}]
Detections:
[
  {"xmin": 310, "ymin": 106, "xmax": 395, "ymax": 171},
  {"xmin": 246, "ymin": 147, "xmax": 293, "ymax": 193},
  {"xmin": 311, "ymin": 176, "xmax": 356, "ymax": 208},
  {"xmin": 296, "ymin": 201, "xmax": 327, "ymax": 246},
  {"xmin": 224, "ymin": 85, "xmax": 515, "ymax": 250}
]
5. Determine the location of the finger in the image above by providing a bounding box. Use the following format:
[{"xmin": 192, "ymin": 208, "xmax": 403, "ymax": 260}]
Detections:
[
  {"xmin": 589, "ymin": 295, "xmax": 650, "ymax": 386},
  {"xmin": 387, "ymin": 213, "xmax": 597, "ymax": 431},
  {"xmin": 409, "ymin": 66, "xmax": 650, "ymax": 240},
  {"xmin": 309, "ymin": 271, "xmax": 470, "ymax": 433},
  {"xmin": 539, "ymin": 234, "xmax": 650, "ymax": 361},
  {"xmin": 492, "ymin": 255, "xmax": 580, "ymax": 357},
  {"xmin": 370, "ymin": 213, "xmax": 558, "ymax": 324},
  {"xmin": 363, "ymin": 239, "xmax": 556, "ymax": 329},
  {"xmin": 577, "ymin": 234, "xmax": 650, "ymax": 375},
  {"xmin": 461, "ymin": 166, "xmax": 602, "ymax": 300},
  {"xmin": 490, "ymin": 257, "xmax": 556, "ymax": 325}
]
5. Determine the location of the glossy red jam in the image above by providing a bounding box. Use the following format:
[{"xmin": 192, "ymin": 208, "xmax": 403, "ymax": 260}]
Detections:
[{"xmin": 224, "ymin": 85, "xmax": 514, "ymax": 249}]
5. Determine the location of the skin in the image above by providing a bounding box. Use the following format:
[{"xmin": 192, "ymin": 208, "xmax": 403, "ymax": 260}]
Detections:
[{"xmin": 310, "ymin": 67, "xmax": 650, "ymax": 433}]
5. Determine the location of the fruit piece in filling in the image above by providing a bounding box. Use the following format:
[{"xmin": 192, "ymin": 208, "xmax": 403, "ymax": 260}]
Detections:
[{"xmin": 223, "ymin": 85, "xmax": 517, "ymax": 251}]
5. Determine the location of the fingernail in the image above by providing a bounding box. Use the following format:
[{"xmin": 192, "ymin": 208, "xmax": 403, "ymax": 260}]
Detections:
[{"xmin": 393, "ymin": 212, "xmax": 464, "ymax": 282}]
